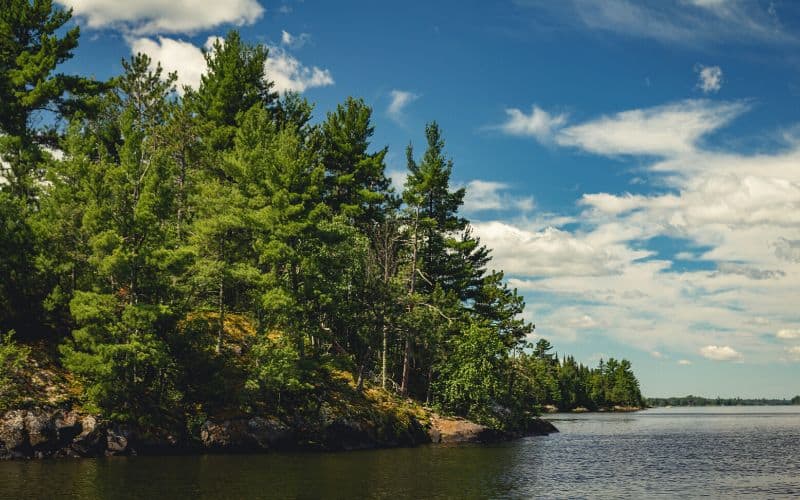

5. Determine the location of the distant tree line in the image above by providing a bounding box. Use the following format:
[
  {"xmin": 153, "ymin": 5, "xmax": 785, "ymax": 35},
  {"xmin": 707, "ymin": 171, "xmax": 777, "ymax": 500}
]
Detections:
[
  {"xmin": 514, "ymin": 339, "xmax": 644, "ymax": 411},
  {"xmin": 648, "ymin": 395, "xmax": 800, "ymax": 407}
]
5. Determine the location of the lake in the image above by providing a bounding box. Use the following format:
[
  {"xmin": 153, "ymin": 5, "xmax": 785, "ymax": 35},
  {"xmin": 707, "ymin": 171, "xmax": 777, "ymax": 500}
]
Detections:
[{"xmin": 1, "ymin": 406, "xmax": 798, "ymax": 498}]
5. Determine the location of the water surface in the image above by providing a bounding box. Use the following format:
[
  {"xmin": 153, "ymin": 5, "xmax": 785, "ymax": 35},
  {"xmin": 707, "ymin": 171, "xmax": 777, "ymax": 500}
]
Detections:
[{"xmin": 1, "ymin": 406, "xmax": 798, "ymax": 498}]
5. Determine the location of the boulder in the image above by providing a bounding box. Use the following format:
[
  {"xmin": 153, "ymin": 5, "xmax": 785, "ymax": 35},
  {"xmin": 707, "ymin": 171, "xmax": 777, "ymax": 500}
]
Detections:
[
  {"xmin": 54, "ymin": 410, "xmax": 83, "ymax": 443},
  {"xmin": 322, "ymin": 418, "xmax": 377, "ymax": 451},
  {"xmin": 106, "ymin": 425, "xmax": 133, "ymax": 456},
  {"xmin": 428, "ymin": 415, "xmax": 502, "ymax": 444},
  {"xmin": 0, "ymin": 410, "xmax": 28, "ymax": 459},
  {"xmin": 247, "ymin": 417, "xmax": 292, "ymax": 449},
  {"xmin": 25, "ymin": 410, "xmax": 56, "ymax": 449},
  {"xmin": 71, "ymin": 415, "xmax": 107, "ymax": 457}
]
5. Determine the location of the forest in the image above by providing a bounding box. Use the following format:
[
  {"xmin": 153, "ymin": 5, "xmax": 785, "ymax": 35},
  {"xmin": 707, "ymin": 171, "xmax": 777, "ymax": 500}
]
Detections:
[
  {"xmin": 0, "ymin": 0, "xmax": 643, "ymax": 433},
  {"xmin": 647, "ymin": 396, "xmax": 800, "ymax": 407}
]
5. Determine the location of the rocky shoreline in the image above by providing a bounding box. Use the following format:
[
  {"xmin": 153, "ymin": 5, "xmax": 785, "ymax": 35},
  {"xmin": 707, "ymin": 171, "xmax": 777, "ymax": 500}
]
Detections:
[{"xmin": 0, "ymin": 407, "xmax": 558, "ymax": 460}]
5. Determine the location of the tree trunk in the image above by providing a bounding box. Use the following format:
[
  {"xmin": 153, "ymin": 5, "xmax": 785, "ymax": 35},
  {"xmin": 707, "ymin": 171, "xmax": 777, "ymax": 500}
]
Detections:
[
  {"xmin": 401, "ymin": 337, "xmax": 411, "ymax": 396},
  {"xmin": 381, "ymin": 323, "xmax": 388, "ymax": 390}
]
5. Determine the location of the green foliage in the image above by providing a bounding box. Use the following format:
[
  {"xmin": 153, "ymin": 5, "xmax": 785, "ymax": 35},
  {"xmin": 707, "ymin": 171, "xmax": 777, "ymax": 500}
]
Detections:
[
  {"xmin": 0, "ymin": 331, "xmax": 30, "ymax": 411},
  {"xmin": 60, "ymin": 292, "xmax": 178, "ymax": 422},
  {"xmin": 245, "ymin": 334, "xmax": 308, "ymax": 406},
  {"xmin": 434, "ymin": 322, "xmax": 509, "ymax": 427},
  {"xmin": 513, "ymin": 347, "xmax": 644, "ymax": 411},
  {"xmin": 0, "ymin": 7, "xmax": 646, "ymax": 432}
]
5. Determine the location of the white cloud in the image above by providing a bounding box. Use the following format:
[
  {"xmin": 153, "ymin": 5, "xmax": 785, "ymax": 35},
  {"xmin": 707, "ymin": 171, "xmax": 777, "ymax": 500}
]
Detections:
[
  {"xmin": 774, "ymin": 238, "xmax": 800, "ymax": 263},
  {"xmin": 514, "ymin": 0, "xmax": 795, "ymax": 46},
  {"xmin": 677, "ymin": 359, "xmax": 692, "ymax": 365},
  {"xmin": 472, "ymin": 221, "xmax": 651, "ymax": 278},
  {"xmin": 481, "ymin": 97, "xmax": 800, "ymax": 366},
  {"xmin": 462, "ymin": 180, "xmax": 535, "ymax": 214},
  {"xmin": 786, "ymin": 346, "xmax": 800, "ymax": 361},
  {"xmin": 265, "ymin": 46, "xmax": 334, "ymax": 93},
  {"xmin": 387, "ymin": 168, "xmax": 408, "ymax": 194},
  {"xmin": 697, "ymin": 65, "xmax": 723, "ymax": 93},
  {"xmin": 777, "ymin": 329, "xmax": 800, "ymax": 340},
  {"xmin": 128, "ymin": 35, "xmax": 333, "ymax": 95},
  {"xmin": 700, "ymin": 345, "xmax": 742, "ymax": 361},
  {"xmin": 555, "ymin": 100, "xmax": 748, "ymax": 156},
  {"xmin": 129, "ymin": 36, "xmax": 210, "ymax": 92},
  {"xmin": 387, "ymin": 90, "xmax": 419, "ymax": 123},
  {"xmin": 499, "ymin": 106, "xmax": 568, "ymax": 142},
  {"xmin": 57, "ymin": 0, "xmax": 264, "ymax": 34},
  {"xmin": 650, "ymin": 350, "xmax": 664, "ymax": 359},
  {"xmin": 568, "ymin": 314, "xmax": 599, "ymax": 329},
  {"xmin": 281, "ymin": 30, "xmax": 311, "ymax": 49}
]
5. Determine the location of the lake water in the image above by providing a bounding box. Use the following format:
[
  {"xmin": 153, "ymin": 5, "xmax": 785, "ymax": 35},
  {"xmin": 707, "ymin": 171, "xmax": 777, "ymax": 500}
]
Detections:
[{"xmin": 1, "ymin": 406, "xmax": 798, "ymax": 499}]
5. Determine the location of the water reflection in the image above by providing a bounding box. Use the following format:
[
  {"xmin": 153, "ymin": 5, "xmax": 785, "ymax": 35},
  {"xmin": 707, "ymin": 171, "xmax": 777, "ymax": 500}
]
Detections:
[{"xmin": 1, "ymin": 407, "xmax": 799, "ymax": 499}]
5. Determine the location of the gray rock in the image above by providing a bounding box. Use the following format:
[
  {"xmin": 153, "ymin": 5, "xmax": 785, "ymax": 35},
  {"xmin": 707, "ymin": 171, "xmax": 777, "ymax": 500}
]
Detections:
[
  {"xmin": 25, "ymin": 410, "xmax": 56, "ymax": 449},
  {"xmin": 0, "ymin": 410, "xmax": 27, "ymax": 459},
  {"xmin": 247, "ymin": 416, "xmax": 292, "ymax": 449},
  {"xmin": 106, "ymin": 426, "xmax": 132, "ymax": 456},
  {"xmin": 54, "ymin": 410, "xmax": 83, "ymax": 443},
  {"xmin": 71, "ymin": 415, "xmax": 106, "ymax": 456}
]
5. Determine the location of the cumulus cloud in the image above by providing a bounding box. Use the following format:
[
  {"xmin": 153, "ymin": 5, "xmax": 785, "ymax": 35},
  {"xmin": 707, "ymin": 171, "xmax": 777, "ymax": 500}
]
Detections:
[
  {"xmin": 462, "ymin": 180, "xmax": 535, "ymax": 214},
  {"xmin": 700, "ymin": 345, "xmax": 742, "ymax": 361},
  {"xmin": 555, "ymin": 100, "xmax": 748, "ymax": 157},
  {"xmin": 265, "ymin": 46, "xmax": 334, "ymax": 93},
  {"xmin": 787, "ymin": 346, "xmax": 800, "ymax": 360},
  {"xmin": 777, "ymin": 329, "xmax": 800, "ymax": 340},
  {"xmin": 130, "ymin": 36, "xmax": 333, "ymax": 94},
  {"xmin": 129, "ymin": 36, "xmax": 210, "ymax": 92},
  {"xmin": 696, "ymin": 65, "xmax": 723, "ymax": 93},
  {"xmin": 677, "ymin": 359, "xmax": 692, "ymax": 365},
  {"xmin": 482, "ymin": 96, "xmax": 800, "ymax": 364},
  {"xmin": 57, "ymin": 0, "xmax": 264, "ymax": 34},
  {"xmin": 499, "ymin": 106, "xmax": 568, "ymax": 142},
  {"xmin": 387, "ymin": 90, "xmax": 419, "ymax": 123},
  {"xmin": 471, "ymin": 221, "xmax": 651, "ymax": 278}
]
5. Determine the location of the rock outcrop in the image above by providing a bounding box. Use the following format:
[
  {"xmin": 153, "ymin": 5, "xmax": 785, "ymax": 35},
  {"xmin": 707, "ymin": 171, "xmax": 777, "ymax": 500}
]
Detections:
[
  {"xmin": 1, "ymin": 406, "xmax": 557, "ymax": 459},
  {"xmin": 428, "ymin": 415, "xmax": 558, "ymax": 444}
]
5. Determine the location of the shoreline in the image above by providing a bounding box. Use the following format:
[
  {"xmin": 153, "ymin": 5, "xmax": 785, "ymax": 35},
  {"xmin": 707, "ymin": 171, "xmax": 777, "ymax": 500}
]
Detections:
[{"xmin": 0, "ymin": 406, "xmax": 558, "ymax": 461}]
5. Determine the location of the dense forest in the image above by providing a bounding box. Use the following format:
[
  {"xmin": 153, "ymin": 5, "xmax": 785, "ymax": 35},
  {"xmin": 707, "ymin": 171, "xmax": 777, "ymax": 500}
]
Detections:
[
  {"xmin": 648, "ymin": 396, "xmax": 800, "ymax": 407},
  {"xmin": 0, "ymin": 1, "xmax": 643, "ymax": 433},
  {"xmin": 518, "ymin": 339, "xmax": 644, "ymax": 411}
]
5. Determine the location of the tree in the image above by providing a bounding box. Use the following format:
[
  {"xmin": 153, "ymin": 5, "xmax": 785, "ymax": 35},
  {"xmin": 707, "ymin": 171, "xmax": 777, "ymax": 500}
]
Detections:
[
  {"xmin": 57, "ymin": 55, "xmax": 184, "ymax": 423},
  {"xmin": 0, "ymin": 0, "xmax": 100, "ymax": 198},
  {"xmin": 187, "ymin": 31, "xmax": 277, "ymax": 154},
  {"xmin": 321, "ymin": 97, "xmax": 392, "ymax": 228}
]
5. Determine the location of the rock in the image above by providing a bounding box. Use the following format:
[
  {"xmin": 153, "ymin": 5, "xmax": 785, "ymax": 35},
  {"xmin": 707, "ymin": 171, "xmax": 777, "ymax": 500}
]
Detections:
[
  {"xmin": 247, "ymin": 417, "xmax": 292, "ymax": 449},
  {"xmin": 25, "ymin": 410, "xmax": 56, "ymax": 449},
  {"xmin": 106, "ymin": 426, "xmax": 133, "ymax": 456},
  {"xmin": 0, "ymin": 410, "xmax": 28, "ymax": 459},
  {"xmin": 524, "ymin": 417, "xmax": 559, "ymax": 435},
  {"xmin": 428, "ymin": 415, "xmax": 500, "ymax": 444},
  {"xmin": 54, "ymin": 410, "xmax": 83, "ymax": 443},
  {"xmin": 323, "ymin": 418, "xmax": 375, "ymax": 451},
  {"xmin": 71, "ymin": 416, "xmax": 107, "ymax": 457}
]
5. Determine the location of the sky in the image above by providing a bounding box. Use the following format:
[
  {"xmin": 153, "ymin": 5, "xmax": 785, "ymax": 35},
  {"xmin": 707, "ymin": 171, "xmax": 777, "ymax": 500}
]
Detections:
[{"xmin": 52, "ymin": 0, "xmax": 800, "ymax": 398}]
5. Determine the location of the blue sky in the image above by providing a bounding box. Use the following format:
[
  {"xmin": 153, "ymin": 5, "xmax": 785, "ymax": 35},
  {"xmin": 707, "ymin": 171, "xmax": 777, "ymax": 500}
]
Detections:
[{"xmin": 55, "ymin": 0, "xmax": 800, "ymax": 398}]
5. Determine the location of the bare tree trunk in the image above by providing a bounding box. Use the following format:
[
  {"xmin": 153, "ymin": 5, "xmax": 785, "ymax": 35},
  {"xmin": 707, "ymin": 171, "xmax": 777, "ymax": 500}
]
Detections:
[{"xmin": 401, "ymin": 338, "xmax": 411, "ymax": 396}]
